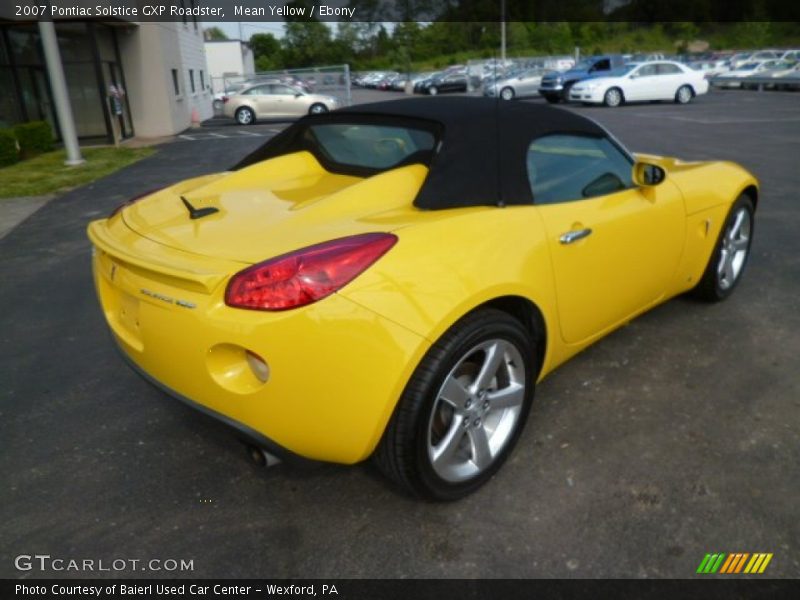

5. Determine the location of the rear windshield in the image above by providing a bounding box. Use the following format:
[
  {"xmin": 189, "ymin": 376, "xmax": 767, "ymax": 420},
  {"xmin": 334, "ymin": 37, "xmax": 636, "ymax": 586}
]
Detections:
[{"xmin": 304, "ymin": 123, "xmax": 437, "ymax": 172}]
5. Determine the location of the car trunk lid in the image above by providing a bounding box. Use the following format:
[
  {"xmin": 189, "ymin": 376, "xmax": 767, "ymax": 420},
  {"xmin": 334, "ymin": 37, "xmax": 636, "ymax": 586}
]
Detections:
[{"xmin": 121, "ymin": 151, "xmax": 429, "ymax": 264}]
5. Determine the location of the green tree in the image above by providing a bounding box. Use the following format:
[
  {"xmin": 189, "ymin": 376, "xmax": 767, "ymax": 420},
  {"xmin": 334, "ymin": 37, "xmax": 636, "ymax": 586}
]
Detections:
[
  {"xmin": 282, "ymin": 22, "xmax": 335, "ymax": 67},
  {"xmin": 204, "ymin": 26, "xmax": 227, "ymax": 41}
]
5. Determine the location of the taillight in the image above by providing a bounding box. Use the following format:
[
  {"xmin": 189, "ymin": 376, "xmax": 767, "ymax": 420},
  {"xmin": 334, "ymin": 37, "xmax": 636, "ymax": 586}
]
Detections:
[
  {"xmin": 225, "ymin": 233, "xmax": 397, "ymax": 311},
  {"xmin": 222, "ymin": 96, "xmax": 229, "ymax": 104},
  {"xmin": 108, "ymin": 187, "xmax": 164, "ymax": 219}
]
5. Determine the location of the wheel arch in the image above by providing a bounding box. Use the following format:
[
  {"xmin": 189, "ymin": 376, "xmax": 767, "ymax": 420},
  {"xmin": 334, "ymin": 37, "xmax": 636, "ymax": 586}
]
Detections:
[
  {"xmin": 606, "ymin": 86, "xmax": 625, "ymax": 102},
  {"xmin": 740, "ymin": 183, "xmax": 759, "ymax": 211},
  {"xmin": 478, "ymin": 295, "xmax": 548, "ymax": 380}
]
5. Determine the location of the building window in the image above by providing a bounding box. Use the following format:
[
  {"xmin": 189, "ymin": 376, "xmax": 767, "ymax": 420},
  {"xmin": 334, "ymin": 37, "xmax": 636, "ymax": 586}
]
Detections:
[
  {"xmin": 189, "ymin": 69, "xmax": 195, "ymax": 94},
  {"xmin": 199, "ymin": 70, "xmax": 205, "ymax": 91},
  {"xmin": 171, "ymin": 68, "xmax": 180, "ymax": 96}
]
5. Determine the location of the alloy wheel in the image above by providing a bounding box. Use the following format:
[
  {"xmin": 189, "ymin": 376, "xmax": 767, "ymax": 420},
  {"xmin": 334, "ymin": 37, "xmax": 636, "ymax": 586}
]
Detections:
[
  {"xmin": 717, "ymin": 207, "xmax": 751, "ymax": 290},
  {"xmin": 605, "ymin": 88, "xmax": 622, "ymax": 107},
  {"xmin": 427, "ymin": 338, "xmax": 527, "ymax": 483},
  {"xmin": 677, "ymin": 86, "xmax": 692, "ymax": 104}
]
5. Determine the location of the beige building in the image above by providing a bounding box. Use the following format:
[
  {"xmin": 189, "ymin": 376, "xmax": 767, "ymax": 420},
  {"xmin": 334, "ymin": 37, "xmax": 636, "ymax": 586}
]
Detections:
[{"xmin": 0, "ymin": 17, "xmax": 213, "ymax": 141}]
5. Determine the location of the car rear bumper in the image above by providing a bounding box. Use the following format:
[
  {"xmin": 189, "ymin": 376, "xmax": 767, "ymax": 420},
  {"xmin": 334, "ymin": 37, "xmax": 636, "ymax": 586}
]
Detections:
[{"xmin": 88, "ymin": 220, "xmax": 430, "ymax": 464}]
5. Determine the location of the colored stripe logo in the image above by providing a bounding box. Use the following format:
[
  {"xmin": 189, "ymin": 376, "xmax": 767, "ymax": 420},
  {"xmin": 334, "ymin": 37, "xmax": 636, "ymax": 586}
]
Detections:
[{"xmin": 697, "ymin": 553, "xmax": 773, "ymax": 574}]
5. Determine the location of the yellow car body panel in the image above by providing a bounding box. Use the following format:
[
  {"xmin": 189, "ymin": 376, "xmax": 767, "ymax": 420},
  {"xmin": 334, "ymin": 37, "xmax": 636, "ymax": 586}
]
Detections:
[{"xmin": 87, "ymin": 145, "xmax": 758, "ymax": 464}]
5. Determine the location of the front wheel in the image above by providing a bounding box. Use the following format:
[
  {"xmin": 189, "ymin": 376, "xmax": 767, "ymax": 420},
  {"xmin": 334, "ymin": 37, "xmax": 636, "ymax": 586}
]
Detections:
[
  {"xmin": 675, "ymin": 85, "xmax": 693, "ymax": 104},
  {"xmin": 543, "ymin": 94, "xmax": 560, "ymax": 104},
  {"xmin": 692, "ymin": 195, "xmax": 754, "ymax": 302},
  {"xmin": 428, "ymin": 86, "xmax": 438, "ymax": 96},
  {"xmin": 235, "ymin": 107, "xmax": 255, "ymax": 125},
  {"xmin": 308, "ymin": 103, "xmax": 328, "ymax": 115},
  {"xmin": 500, "ymin": 86, "xmax": 515, "ymax": 100},
  {"xmin": 603, "ymin": 87, "xmax": 623, "ymax": 107},
  {"xmin": 373, "ymin": 309, "xmax": 535, "ymax": 501}
]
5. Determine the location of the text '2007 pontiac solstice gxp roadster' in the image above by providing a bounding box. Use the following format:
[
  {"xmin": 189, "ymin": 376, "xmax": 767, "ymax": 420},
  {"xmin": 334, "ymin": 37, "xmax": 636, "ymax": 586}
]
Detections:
[{"xmin": 88, "ymin": 97, "xmax": 757, "ymax": 500}]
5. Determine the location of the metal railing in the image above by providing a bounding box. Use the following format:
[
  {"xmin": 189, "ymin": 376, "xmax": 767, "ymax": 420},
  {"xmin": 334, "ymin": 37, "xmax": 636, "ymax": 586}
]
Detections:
[{"xmin": 709, "ymin": 75, "xmax": 800, "ymax": 91}]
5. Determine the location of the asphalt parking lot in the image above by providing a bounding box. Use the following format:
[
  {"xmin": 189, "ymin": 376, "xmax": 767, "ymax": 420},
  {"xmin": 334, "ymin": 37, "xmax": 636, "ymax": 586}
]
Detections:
[{"xmin": 1, "ymin": 89, "xmax": 798, "ymax": 579}]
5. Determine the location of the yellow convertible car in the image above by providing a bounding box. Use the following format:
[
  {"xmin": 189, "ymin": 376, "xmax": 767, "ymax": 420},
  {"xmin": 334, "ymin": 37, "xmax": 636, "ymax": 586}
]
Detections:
[{"xmin": 88, "ymin": 98, "xmax": 757, "ymax": 500}]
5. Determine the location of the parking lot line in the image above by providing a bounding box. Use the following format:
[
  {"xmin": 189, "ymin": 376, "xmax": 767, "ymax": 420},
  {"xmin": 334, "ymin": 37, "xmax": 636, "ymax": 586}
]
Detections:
[{"xmin": 235, "ymin": 130, "xmax": 263, "ymax": 137}]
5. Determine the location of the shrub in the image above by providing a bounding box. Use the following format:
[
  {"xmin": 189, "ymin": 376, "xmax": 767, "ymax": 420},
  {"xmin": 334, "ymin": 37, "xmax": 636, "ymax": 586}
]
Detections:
[
  {"xmin": 14, "ymin": 121, "xmax": 53, "ymax": 158},
  {"xmin": 0, "ymin": 129, "xmax": 19, "ymax": 167}
]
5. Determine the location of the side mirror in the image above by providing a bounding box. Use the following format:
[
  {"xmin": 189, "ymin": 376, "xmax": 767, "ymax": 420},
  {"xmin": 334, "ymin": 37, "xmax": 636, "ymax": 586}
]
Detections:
[{"xmin": 633, "ymin": 162, "xmax": 666, "ymax": 187}]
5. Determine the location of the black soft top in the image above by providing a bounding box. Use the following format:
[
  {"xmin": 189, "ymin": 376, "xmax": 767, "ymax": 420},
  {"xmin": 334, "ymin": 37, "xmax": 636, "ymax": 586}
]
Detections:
[{"xmin": 233, "ymin": 97, "xmax": 609, "ymax": 209}]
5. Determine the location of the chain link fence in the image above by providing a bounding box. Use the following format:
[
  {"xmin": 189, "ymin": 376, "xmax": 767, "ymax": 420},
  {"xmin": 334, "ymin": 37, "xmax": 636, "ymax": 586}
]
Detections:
[{"xmin": 211, "ymin": 65, "xmax": 352, "ymax": 116}]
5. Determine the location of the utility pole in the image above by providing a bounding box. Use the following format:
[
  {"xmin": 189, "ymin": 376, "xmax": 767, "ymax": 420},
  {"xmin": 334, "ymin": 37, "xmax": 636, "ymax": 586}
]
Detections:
[{"xmin": 500, "ymin": 0, "xmax": 507, "ymax": 64}]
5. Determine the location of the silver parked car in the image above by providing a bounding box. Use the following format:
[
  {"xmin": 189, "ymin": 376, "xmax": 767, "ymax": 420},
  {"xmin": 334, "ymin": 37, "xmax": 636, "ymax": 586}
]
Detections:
[
  {"xmin": 484, "ymin": 68, "xmax": 552, "ymax": 100},
  {"xmin": 223, "ymin": 82, "xmax": 339, "ymax": 124}
]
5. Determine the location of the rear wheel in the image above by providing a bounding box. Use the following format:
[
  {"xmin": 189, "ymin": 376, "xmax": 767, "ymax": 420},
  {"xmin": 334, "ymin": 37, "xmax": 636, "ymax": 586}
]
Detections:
[
  {"xmin": 692, "ymin": 195, "xmax": 754, "ymax": 301},
  {"xmin": 500, "ymin": 87, "xmax": 515, "ymax": 100},
  {"xmin": 603, "ymin": 87, "xmax": 623, "ymax": 107},
  {"xmin": 675, "ymin": 85, "xmax": 694, "ymax": 104},
  {"xmin": 308, "ymin": 103, "xmax": 328, "ymax": 115},
  {"xmin": 235, "ymin": 107, "xmax": 255, "ymax": 125},
  {"xmin": 373, "ymin": 309, "xmax": 535, "ymax": 501}
]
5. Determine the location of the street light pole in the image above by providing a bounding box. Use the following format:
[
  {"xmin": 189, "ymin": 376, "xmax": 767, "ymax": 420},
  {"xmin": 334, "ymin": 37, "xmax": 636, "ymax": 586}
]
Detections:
[
  {"xmin": 38, "ymin": 21, "xmax": 84, "ymax": 166},
  {"xmin": 500, "ymin": 0, "xmax": 506, "ymax": 64}
]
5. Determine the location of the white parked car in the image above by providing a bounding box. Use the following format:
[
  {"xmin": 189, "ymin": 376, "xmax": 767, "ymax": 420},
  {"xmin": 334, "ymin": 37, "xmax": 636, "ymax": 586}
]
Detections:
[
  {"xmin": 689, "ymin": 59, "xmax": 731, "ymax": 78},
  {"xmin": 779, "ymin": 49, "xmax": 800, "ymax": 62},
  {"xmin": 569, "ymin": 61, "xmax": 709, "ymax": 107}
]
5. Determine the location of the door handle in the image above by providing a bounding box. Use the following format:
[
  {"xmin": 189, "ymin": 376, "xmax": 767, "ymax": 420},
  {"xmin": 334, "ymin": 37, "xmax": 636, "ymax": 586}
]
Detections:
[{"xmin": 559, "ymin": 228, "xmax": 593, "ymax": 244}]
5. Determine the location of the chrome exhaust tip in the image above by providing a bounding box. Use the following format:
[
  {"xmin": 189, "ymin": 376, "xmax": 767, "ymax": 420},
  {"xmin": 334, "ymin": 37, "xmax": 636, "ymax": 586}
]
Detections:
[{"xmin": 247, "ymin": 444, "xmax": 281, "ymax": 468}]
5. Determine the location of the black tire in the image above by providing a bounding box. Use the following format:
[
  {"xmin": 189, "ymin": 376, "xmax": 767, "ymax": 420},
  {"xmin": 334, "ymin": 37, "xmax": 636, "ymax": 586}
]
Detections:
[
  {"xmin": 692, "ymin": 195, "xmax": 755, "ymax": 302},
  {"xmin": 308, "ymin": 103, "xmax": 328, "ymax": 115},
  {"xmin": 543, "ymin": 94, "xmax": 560, "ymax": 104},
  {"xmin": 675, "ymin": 85, "xmax": 694, "ymax": 104},
  {"xmin": 235, "ymin": 107, "xmax": 255, "ymax": 125},
  {"xmin": 561, "ymin": 82, "xmax": 574, "ymax": 103},
  {"xmin": 500, "ymin": 86, "xmax": 515, "ymax": 100},
  {"xmin": 603, "ymin": 87, "xmax": 624, "ymax": 107},
  {"xmin": 373, "ymin": 308, "xmax": 536, "ymax": 501}
]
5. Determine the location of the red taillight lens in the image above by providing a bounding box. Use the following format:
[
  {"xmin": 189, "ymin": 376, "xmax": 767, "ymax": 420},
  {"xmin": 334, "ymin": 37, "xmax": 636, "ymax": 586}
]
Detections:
[
  {"xmin": 225, "ymin": 233, "xmax": 397, "ymax": 311},
  {"xmin": 222, "ymin": 96, "xmax": 229, "ymax": 103},
  {"xmin": 108, "ymin": 187, "xmax": 164, "ymax": 219}
]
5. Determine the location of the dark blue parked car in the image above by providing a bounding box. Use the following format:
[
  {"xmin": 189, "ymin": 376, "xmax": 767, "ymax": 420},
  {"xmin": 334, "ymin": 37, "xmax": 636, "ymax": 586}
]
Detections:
[{"xmin": 539, "ymin": 55, "xmax": 627, "ymax": 103}]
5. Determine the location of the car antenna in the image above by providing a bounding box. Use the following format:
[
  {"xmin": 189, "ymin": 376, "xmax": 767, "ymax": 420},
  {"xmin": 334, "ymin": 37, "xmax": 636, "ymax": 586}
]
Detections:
[{"xmin": 180, "ymin": 196, "xmax": 219, "ymax": 220}]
